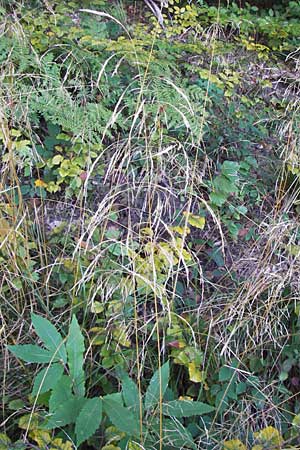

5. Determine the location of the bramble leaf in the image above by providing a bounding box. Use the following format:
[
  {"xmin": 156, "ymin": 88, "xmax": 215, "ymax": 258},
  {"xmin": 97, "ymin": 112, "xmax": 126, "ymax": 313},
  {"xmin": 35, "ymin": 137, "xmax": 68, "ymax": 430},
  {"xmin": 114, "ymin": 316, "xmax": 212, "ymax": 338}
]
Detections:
[
  {"xmin": 8, "ymin": 344, "xmax": 54, "ymax": 363},
  {"xmin": 121, "ymin": 374, "xmax": 140, "ymax": 409},
  {"xmin": 45, "ymin": 397, "xmax": 86, "ymax": 429},
  {"xmin": 75, "ymin": 397, "xmax": 102, "ymax": 446},
  {"xmin": 32, "ymin": 363, "xmax": 64, "ymax": 396},
  {"xmin": 49, "ymin": 375, "xmax": 73, "ymax": 413},
  {"xmin": 66, "ymin": 315, "xmax": 85, "ymax": 396},
  {"xmin": 145, "ymin": 361, "xmax": 169, "ymax": 411},
  {"xmin": 31, "ymin": 313, "xmax": 67, "ymax": 363},
  {"xmin": 162, "ymin": 399, "xmax": 215, "ymax": 417},
  {"xmin": 103, "ymin": 397, "xmax": 140, "ymax": 437}
]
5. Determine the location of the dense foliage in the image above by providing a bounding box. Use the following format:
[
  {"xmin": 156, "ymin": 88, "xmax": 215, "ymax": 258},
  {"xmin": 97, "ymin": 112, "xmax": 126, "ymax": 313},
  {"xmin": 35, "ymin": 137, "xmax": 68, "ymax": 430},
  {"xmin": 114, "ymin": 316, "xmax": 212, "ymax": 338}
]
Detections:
[{"xmin": 1, "ymin": 0, "xmax": 300, "ymax": 448}]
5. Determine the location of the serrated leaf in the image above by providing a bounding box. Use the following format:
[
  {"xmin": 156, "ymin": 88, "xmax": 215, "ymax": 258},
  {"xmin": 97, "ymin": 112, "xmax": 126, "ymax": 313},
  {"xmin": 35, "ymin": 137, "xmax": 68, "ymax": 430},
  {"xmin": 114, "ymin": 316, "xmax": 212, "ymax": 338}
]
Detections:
[
  {"xmin": 103, "ymin": 397, "xmax": 139, "ymax": 437},
  {"xmin": 32, "ymin": 364, "xmax": 64, "ymax": 396},
  {"xmin": 162, "ymin": 400, "xmax": 215, "ymax": 417},
  {"xmin": 45, "ymin": 397, "xmax": 86, "ymax": 429},
  {"xmin": 49, "ymin": 376, "xmax": 73, "ymax": 413},
  {"xmin": 214, "ymin": 175, "xmax": 236, "ymax": 194},
  {"xmin": 8, "ymin": 344, "xmax": 54, "ymax": 363},
  {"xmin": 121, "ymin": 375, "xmax": 140, "ymax": 409},
  {"xmin": 221, "ymin": 161, "xmax": 240, "ymax": 178},
  {"xmin": 31, "ymin": 313, "xmax": 67, "ymax": 363},
  {"xmin": 210, "ymin": 191, "xmax": 227, "ymax": 206},
  {"xmin": 161, "ymin": 418, "xmax": 196, "ymax": 449},
  {"xmin": 145, "ymin": 361, "xmax": 169, "ymax": 411},
  {"xmin": 66, "ymin": 315, "xmax": 85, "ymax": 396},
  {"xmin": 75, "ymin": 397, "xmax": 102, "ymax": 446}
]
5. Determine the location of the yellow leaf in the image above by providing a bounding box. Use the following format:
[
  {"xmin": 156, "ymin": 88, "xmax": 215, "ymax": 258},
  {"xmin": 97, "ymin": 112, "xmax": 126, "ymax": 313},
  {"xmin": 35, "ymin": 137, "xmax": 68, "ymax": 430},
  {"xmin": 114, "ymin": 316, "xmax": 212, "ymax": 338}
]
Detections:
[
  {"xmin": 183, "ymin": 212, "xmax": 205, "ymax": 229},
  {"xmin": 171, "ymin": 225, "xmax": 191, "ymax": 235},
  {"xmin": 18, "ymin": 413, "xmax": 40, "ymax": 430},
  {"xmin": 0, "ymin": 218, "xmax": 11, "ymax": 238},
  {"xmin": 223, "ymin": 440, "xmax": 247, "ymax": 450},
  {"xmin": 178, "ymin": 396, "xmax": 193, "ymax": 401},
  {"xmin": 140, "ymin": 227, "xmax": 154, "ymax": 237},
  {"xmin": 51, "ymin": 438, "xmax": 73, "ymax": 450},
  {"xmin": 102, "ymin": 446, "xmax": 121, "ymax": 450},
  {"xmin": 251, "ymin": 446, "xmax": 263, "ymax": 450},
  {"xmin": 35, "ymin": 178, "xmax": 48, "ymax": 188},
  {"xmin": 52, "ymin": 154, "xmax": 64, "ymax": 165},
  {"xmin": 91, "ymin": 301, "xmax": 104, "ymax": 314},
  {"xmin": 128, "ymin": 441, "xmax": 144, "ymax": 450},
  {"xmin": 253, "ymin": 426, "xmax": 283, "ymax": 447},
  {"xmin": 29, "ymin": 430, "xmax": 51, "ymax": 448},
  {"xmin": 188, "ymin": 362, "xmax": 205, "ymax": 383}
]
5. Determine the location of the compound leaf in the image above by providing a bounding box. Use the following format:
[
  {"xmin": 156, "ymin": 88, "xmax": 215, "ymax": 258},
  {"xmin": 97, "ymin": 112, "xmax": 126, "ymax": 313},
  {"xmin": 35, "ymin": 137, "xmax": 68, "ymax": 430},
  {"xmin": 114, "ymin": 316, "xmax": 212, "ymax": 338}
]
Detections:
[
  {"xmin": 49, "ymin": 375, "xmax": 73, "ymax": 413},
  {"xmin": 66, "ymin": 315, "xmax": 85, "ymax": 396},
  {"xmin": 75, "ymin": 397, "xmax": 102, "ymax": 446},
  {"xmin": 8, "ymin": 344, "xmax": 54, "ymax": 363},
  {"xmin": 31, "ymin": 313, "xmax": 67, "ymax": 363},
  {"xmin": 45, "ymin": 397, "xmax": 86, "ymax": 429},
  {"xmin": 145, "ymin": 361, "xmax": 169, "ymax": 411},
  {"xmin": 103, "ymin": 397, "xmax": 139, "ymax": 437},
  {"xmin": 32, "ymin": 364, "xmax": 64, "ymax": 396},
  {"xmin": 162, "ymin": 400, "xmax": 215, "ymax": 417}
]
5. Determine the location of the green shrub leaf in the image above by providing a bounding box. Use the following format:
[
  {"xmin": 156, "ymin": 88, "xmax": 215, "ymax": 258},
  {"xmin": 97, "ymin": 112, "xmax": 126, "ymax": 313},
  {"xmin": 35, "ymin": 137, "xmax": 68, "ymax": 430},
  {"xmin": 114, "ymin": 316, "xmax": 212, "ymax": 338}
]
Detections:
[
  {"xmin": 32, "ymin": 363, "xmax": 64, "ymax": 396},
  {"xmin": 66, "ymin": 315, "xmax": 85, "ymax": 396},
  {"xmin": 45, "ymin": 397, "xmax": 86, "ymax": 429},
  {"xmin": 31, "ymin": 313, "xmax": 67, "ymax": 363},
  {"xmin": 49, "ymin": 375, "xmax": 73, "ymax": 413},
  {"xmin": 162, "ymin": 400, "xmax": 215, "ymax": 417},
  {"xmin": 75, "ymin": 397, "xmax": 102, "ymax": 446},
  {"xmin": 103, "ymin": 397, "xmax": 140, "ymax": 437},
  {"xmin": 145, "ymin": 361, "xmax": 170, "ymax": 411},
  {"xmin": 121, "ymin": 374, "xmax": 140, "ymax": 409},
  {"xmin": 161, "ymin": 418, "xmax": 197, "ymax": 449},
  {"xmin": 8, "ymin": 344, "xmax": 54, "ymax": 363}
]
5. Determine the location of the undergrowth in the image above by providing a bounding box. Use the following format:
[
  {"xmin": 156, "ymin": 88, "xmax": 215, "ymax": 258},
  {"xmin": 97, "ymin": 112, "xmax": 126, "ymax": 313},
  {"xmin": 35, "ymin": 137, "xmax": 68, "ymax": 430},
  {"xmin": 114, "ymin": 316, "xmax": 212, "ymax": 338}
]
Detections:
[{"xmin": 1, "ymin": 0, "xmax": 300, "ymax": 449}]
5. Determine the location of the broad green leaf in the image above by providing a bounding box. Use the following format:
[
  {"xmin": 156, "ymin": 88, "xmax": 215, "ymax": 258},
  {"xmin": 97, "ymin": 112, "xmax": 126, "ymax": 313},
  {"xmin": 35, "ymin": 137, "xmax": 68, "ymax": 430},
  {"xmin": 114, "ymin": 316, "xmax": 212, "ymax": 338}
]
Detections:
[
  {"xmin": 45, "ymin": 397, "xmax": 86, "ymax": 429},
  {"xmin": 221, "ymin": 161, "xmax": 240, "ymax": 178},
  {"xmin": 214, "ymin": 175, "xmax": 237, "ymax": 194},
  {"xmin": 219, "ymin": 366, "xmax": 236, "ymax": 382},
  {"xmin": 103, "ymin": 397, "xmax": 140, "ymax": 437},
  {"xmin": 8, "ymin": 399, "xmax": 25, "ymax": 410},
  {"xmin": 32, "ymin": 364, "xmax": 64, "ymax": 396},
  {"xmin": 8, "ymin": 344, "xmax": 54, "ymax": 363},
  {"xmin": 66, "ymin": 315, "xmax": 85, "ymax": 396},
  {"xmin": 49, "ymin": 376, "xmax": 73, "ymax": 413},
  {"xmin": 210, "ymin": 191, "xmax": 227, "ymax": 206},
  {"xmin": 162, "ymin": 400, "xmax": 215, "ymax": 417},
  {"xmin": 160, "ymin": 418, "xmax": 196, "ymax": 449},
  {"xmin": 144, "ymin": 361, "xmax": 169, "ymax": 411},
  {"xmin": 75, "ymin": 397, "xmax": 102, "ymax": 446},
  {"xmin": 31, "ymin": 313, "xmax": 67, "ymax": 363},
  {"xmin": 121, "ymin": 374, "xmax": 140, "ymax": 409}
]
